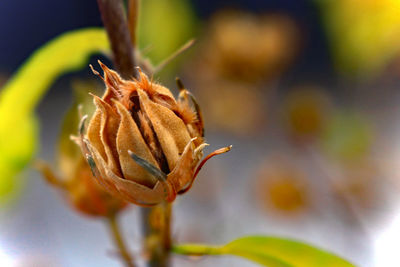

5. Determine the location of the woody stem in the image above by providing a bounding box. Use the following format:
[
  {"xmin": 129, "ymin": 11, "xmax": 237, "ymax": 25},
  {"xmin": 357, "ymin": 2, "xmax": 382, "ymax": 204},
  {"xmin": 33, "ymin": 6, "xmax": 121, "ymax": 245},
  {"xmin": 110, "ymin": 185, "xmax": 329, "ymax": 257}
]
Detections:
[
  {"xmin": 96, "ymin": 0, "xmax": 138, "ymax": 79},
  {"xmin": 141, "ymin": 202, "xmax": 172, "ymax": 267},
  {"xmin": 107, "ymin": 214, "xmax": 136, "ymax": 267}
]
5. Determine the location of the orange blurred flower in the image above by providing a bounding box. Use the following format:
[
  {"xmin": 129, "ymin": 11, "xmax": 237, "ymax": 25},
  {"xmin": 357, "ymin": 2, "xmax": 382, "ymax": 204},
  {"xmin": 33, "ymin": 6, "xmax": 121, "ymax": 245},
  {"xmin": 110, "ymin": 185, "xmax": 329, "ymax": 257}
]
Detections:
[
  {"xmin": 282, "ymin": 86, "xmax": 332, "ymax": 143},
  {"xmin": 256, "ymin": 156, "xmax": 310, "ymax": 216},
  {"xmin": 199, "ymin": 10, "xmax": 299, "ymax": 82}
]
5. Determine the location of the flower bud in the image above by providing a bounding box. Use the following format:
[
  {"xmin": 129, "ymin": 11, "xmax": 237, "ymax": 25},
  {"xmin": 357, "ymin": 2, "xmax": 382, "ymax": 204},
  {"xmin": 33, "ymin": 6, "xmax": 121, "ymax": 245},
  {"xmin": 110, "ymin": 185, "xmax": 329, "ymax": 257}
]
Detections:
[
  {"xmin": 36, "ymin": 156, "xmax": 127, "ymax": 217},
  {"xmin": 77, "ymin": 61, "xmax": 230, "ymax": 206},
  {"xmin": 37, "ymin": 81, "xmax": 127, "ymax": 217}
]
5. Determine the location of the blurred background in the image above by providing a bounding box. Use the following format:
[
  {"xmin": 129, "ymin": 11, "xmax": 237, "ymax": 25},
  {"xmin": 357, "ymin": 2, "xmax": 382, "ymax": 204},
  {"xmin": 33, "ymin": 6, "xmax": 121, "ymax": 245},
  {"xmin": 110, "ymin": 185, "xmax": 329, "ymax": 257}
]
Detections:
[{"xmin": 1, "ymin": 0, "xmax": 400, "ymax": 266}]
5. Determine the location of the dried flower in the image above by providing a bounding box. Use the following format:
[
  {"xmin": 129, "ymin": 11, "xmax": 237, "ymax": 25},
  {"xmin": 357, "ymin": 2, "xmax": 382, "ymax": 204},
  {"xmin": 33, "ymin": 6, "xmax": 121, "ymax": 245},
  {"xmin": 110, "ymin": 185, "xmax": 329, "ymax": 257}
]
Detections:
[
  {"xmin": 37, "ymin": 156, "xmax": 127, "ymax": 217},
  {"xmin": 36, "ymin": 81, "xmax": 127, "ymax": 217},
  {"xmin": 190, "ymin": 10, "xmax": 299, "ymax": 83},
  {"xmin": 76, "ymin": 61, "xmax": 231, "ymax": 206}
]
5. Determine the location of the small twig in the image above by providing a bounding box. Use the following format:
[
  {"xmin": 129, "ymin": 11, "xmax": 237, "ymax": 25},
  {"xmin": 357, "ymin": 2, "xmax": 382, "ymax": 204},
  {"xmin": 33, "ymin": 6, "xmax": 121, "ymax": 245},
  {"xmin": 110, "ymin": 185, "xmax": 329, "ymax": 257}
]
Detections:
[
  {"xmin": 96, "ymin": 0, "xmax": 138, "ymax": 79},
  {"xmin": 128, "ymin": 0, "xmax": 140, "ymax": 46},
  {"xmin": 153, "ymin": 39, "xmax": 196, "ymax": 73},
  {"xmin": 107, "ymin": 214, "xmax": 136, "ymax": 267}
]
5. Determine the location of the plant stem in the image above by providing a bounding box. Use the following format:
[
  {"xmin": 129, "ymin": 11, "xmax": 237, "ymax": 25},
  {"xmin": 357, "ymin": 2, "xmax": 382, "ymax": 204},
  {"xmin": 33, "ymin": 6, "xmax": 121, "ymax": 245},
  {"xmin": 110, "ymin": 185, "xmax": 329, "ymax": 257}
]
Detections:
[
  {"xmin": 128, "ymin": 0, "xmax": 139, "ymax": 46},
  {"xmin": 96, "ymin": 0, "xmax": 138, "ymax": 79},
  {"xmin": 96, "ymin": 2, "xmax": 172, "ymax": 266},
  {"xmin": 141, "ymin": 202, "xmax": 172, "ymax": 267},
  {"xmin": 107, "ymin": 214, "xmax": 136, "ymax": 267},
  {"xmin": 172, "ymin": 243, "xmax": 220, "ymax": 256}
]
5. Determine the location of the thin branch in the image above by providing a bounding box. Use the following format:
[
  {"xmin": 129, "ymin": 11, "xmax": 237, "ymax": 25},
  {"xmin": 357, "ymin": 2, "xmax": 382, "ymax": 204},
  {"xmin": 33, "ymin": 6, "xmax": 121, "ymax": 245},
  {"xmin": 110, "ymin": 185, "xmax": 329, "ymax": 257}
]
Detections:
[
  {"xmin": 153, "ymin": 39, "xmax": 196, "ymax": 74},
  {"xmin": 128, "ymin": 0, "xmax": 140, "ymax": 46},
  {"xmin": 96, "ymin": 0, "xmax": 138, "ymax": 79},
  {"xmin": 108, "ymin": 214, "xmax": 136, "ymax": 267}
]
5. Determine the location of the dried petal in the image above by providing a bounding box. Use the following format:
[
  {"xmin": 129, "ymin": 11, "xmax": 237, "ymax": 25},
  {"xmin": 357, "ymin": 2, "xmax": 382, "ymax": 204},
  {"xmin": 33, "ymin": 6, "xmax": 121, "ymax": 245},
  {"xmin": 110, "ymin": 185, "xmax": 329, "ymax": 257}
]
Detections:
[
  {"xmin": 90, "ymin": 144, "xmax": 175, "ymax": 205},
  {"xmin": 167, "ymin": 138, "xmax": 202, "ymax": 191},
  {"xmin": 86, "ymin": 109, "xmax": 106, "ymax": 160},
  {"xmin": 92, "ymin": 96, "xmax": 121, "ymax": 176},
  {"xmin": 114, "ymin": 100, "xmax": 159, "ymax": 187},
  {"xmin": 138, "ymin": 88, "xmax": 191, "ymax": 171}
]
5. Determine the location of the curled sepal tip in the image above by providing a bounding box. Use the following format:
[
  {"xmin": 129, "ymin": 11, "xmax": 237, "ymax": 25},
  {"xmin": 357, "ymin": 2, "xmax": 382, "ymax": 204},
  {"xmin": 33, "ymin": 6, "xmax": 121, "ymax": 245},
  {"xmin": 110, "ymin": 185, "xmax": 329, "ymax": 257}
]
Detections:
[
  {"xmin": 179, "ymin": 145, "xmax": 232, "ymax": 194},
  {"xmin": 79, "ymin": 114, "xmax": 88, "ymax": 135}
]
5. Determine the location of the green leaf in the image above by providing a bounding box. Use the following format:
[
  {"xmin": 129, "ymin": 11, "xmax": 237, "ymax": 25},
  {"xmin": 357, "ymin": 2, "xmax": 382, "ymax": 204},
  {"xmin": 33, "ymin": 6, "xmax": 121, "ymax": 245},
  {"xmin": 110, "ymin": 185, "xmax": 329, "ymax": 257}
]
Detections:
[
  {"xmin": 0, "ymin": 28, "xmax": 109, "ymax": 201},
  {"xmin": 137, "ymin": 0, "xmax": 197, "ymax": 65},
  {"xmin": 0, "ymin": 28, "xmax": 108, "ymax": 123},
  {"xmin": 173, "ymin": 235, "xmax": 355, "ymax": 267},
  {"xmin": 0, "ymin": 115, "xmax": 38, "ymax": 201}
]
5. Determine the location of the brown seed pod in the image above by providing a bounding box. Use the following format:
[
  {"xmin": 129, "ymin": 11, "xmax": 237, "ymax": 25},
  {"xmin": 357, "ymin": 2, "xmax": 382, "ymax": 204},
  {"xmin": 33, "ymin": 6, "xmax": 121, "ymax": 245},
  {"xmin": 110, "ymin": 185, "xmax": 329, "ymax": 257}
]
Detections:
[
  {"xmin": 36, "ymin": 80, "xmax": 127, "ymax": 217},
  {"xmin": 75, "ymin": 61, "xmax": 231, "ymax": 206}
]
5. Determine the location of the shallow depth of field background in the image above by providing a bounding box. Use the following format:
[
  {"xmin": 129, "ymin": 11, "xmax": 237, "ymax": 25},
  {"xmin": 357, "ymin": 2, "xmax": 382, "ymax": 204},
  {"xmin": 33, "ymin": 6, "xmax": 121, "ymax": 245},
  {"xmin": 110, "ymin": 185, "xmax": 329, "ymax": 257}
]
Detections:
[{"xmin": 1, "ymin": 0, "xmax": 400, "ymax": 266}]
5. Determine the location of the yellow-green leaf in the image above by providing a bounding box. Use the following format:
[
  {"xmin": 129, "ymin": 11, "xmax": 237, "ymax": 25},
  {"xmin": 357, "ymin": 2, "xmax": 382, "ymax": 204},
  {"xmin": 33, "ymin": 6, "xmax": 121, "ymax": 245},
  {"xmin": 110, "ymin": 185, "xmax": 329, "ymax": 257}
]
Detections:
[
  {"xmin": 317, "ymin": 0, "xmax": 400, "ymax": 76},
  {"xmin": 137, "ymin": 0, "xmax": 197, "ymax": 65},
  {"xmin": 0, "ymin": 115, "xmax": 38, "ymax": 201},
  {"xmin": 0, "ymin": 28, "xmax": 109, "ymax": 201},
  {"xmin": 173, "ymin": 235, "xmax": 355, "ymax": 267}
]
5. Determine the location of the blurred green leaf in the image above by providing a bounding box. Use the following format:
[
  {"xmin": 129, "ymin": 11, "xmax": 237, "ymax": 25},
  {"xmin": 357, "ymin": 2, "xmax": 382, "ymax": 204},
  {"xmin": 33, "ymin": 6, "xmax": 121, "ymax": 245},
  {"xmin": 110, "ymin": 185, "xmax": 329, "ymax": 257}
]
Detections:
[
  {"xmin": 173, "ymin": 235, "xmax": 355, "ymax": 267},
  {"xmin": 137, "ymin": 0, "xmax": 197, "ymax": 66},
  {"xmin": 0, "ymin": 28, "xmax": 109, "ymax": 201},
  {"xmin": 0, "ymin": 115, "xmax": 38, "ymax": 201}
]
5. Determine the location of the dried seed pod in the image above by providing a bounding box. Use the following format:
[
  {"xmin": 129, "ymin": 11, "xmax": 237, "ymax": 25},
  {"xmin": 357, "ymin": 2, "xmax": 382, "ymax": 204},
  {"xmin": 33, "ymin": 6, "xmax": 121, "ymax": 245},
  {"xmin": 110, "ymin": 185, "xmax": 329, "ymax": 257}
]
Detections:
[
  {"xmin": 76, "ymin": 61, "xmax": 230, "ymax": 206},
  {"xmin": 37, "ymin": 81, "xmax": 127, "ymax": 217},
  {"xmin": 37, "ymin": 156, "xmax": 127, "ymax": 217}
]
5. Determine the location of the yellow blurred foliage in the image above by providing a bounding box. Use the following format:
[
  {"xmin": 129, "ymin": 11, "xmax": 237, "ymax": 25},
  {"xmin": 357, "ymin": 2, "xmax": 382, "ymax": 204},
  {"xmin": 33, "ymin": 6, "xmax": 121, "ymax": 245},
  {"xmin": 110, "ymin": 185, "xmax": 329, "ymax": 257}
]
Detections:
[{"xmin": 319, "ymin": 0, "xmax": 400, "ymax": 76}]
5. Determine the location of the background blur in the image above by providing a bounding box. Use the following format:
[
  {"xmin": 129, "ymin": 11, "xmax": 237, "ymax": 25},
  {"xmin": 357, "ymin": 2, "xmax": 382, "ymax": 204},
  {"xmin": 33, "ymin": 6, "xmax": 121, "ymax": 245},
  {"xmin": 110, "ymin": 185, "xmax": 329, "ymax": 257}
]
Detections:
[{"xmin": 2, "ymin": 0, "xmax": 400, "ymax": 266}]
